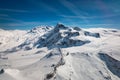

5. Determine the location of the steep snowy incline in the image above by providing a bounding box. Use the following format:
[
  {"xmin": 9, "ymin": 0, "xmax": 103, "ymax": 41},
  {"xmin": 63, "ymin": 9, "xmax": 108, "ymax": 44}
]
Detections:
[
  {"xmin": 2, "ymin": 23, "xmax": 101, "ymax": 53},
  {"xmin": 0, "ymin": 24, "xmax": 120, "ymax": 80},
  {"xmin": 0, "ymin": 26, "xmax": 52, "ymax": 52}
]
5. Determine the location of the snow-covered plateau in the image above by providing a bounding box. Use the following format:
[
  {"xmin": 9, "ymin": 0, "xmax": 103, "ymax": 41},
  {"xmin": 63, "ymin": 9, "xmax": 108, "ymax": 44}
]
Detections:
[{"xmin": 0, "ymin": 24, "xmax": 120, "ymax": 80}]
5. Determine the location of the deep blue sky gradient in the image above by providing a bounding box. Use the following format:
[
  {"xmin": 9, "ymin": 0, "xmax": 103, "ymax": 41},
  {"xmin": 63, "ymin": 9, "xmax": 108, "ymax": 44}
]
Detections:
[{"xmin": 0, "ymin": 0, "xmax": 120, "ymax": 30}]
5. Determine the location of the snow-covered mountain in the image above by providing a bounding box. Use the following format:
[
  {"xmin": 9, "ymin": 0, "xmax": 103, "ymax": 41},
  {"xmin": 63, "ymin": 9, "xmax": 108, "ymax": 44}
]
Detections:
[{"xmin": 0, "ymin": 24, "xmax": 120, "ymax": 80}]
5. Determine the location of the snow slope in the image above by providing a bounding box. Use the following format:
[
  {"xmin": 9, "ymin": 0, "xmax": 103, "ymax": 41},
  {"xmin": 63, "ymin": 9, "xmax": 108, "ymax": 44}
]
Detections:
[{"xmin": 0, "ymin": 24, "xmax": 120, "ymax": 80}]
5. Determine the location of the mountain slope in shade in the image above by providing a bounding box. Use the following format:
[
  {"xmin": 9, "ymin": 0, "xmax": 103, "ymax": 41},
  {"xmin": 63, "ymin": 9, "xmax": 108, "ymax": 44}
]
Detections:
[{"xmin": 0, "ymin": 24, "xmax": 120, "ymax": 80}]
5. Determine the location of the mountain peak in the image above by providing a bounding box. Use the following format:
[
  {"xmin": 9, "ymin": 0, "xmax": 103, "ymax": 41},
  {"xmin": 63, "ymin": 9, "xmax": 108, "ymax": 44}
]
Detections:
[
  {"xmin": 28, "ymin": 25, "xmax": 53, "ymax": 34},
  {"xmin": 55, "ymin": 23, "xmax": 68, "ymax": 29}
]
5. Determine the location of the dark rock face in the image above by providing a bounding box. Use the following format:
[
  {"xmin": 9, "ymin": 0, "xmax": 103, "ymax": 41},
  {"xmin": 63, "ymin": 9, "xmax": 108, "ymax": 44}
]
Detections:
[
  {"xmin": 44, "ymin": 48, "xmax": 65, "ymax": 80},
  {"xmin": 24, "ymin": 46, "xmax": 32, "ymax": 50},
  {"xmin": 94, "ymin": 33, "xmax": 100, "ymax": 38},
  {"xmin": 73, "ymin": 27, "xmax": 81, "ymax": 31},
  {"xmin": 45, "ymin": 52, "xmax": 53, "ymax": 58},
  {"xmin": 110, "ymin": 30, "xmax": 118, "ymax": 32},
  {"xmin": 36, "ymin": 32, "xmax": 62, "ymax": 48},
  {"xmin": 54, "ymin": 23, "xmax": 68, "ymax": 32},
  {"xmin": 84, "ymin": 31, "xmax": 100, "ymax": 38},
  {"xmin": 57, "ymin": 38, "xmax": 90, "ymax": 47},
  {"xmin": 0, "ymin": 69, "xmax": 4, "ymax": 74},
  {"xmin": 64, "ymin": 32, "xmax": 80, "ymax": 37},
  {"xmin": 35, "ymin": 50, "xmax": 44, "ymax": 54},
  {"xmin": 55, "ymin": 23, "xmax": 68, "ymax": 30},
  {"xmin": 99, "ymin": 53, "xmax": 120, "ymax": 78},
  {"xmin": 45, "ymin": 72, "xmax": 54, "ymax": 79}
]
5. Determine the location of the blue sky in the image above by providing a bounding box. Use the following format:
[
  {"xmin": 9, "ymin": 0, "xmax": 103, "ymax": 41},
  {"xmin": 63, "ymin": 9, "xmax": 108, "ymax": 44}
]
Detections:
[{"xmin": 0, "ymin": 0, "xmax": 120, "ymax": 30}]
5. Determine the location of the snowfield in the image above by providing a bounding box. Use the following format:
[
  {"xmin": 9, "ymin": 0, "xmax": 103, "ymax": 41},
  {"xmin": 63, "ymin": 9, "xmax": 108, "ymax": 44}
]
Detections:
[{"xmin": 0, "ymin": 24, "xmax": 120, "ymax": 80}]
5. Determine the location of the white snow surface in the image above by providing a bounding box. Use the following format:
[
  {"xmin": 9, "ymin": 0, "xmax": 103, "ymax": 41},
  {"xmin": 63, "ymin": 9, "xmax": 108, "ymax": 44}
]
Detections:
[{"xmin": 0, "ymin": 24, "xmax": 120, "ymax": 80}]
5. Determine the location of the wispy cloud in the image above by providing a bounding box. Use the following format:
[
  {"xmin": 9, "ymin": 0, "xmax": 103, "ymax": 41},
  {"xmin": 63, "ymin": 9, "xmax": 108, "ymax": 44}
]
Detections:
[
  {"xmin": 0, "ymin": 21, "xmax": 58, "ymax": 27},
  {"xmin": 58, "ymin": 0, "xmax": 88, "ymax": 15},
  {"xmin": 0, "ymin": 14, "xmax": 8, "ymax": 17},
  {"xmin": 0, "ymin": 22, "xmax": 40, "ymax": 27},
  {"xmin": 60, "ymin": 13, "xmax": 120, "ymax": 19},
  {"xmin": 39, "ymin": 2, "xmax": 60, "ymax": 14},
  {"xmin": 0, "ymin": 8, "xmax": 29, "ymax": 13},
  {"xmin": 58, "ymin": 0, "xmax": 89, "ymax": 24},
  {"xmin": 94, "ymin": 0, "xmax": 120, "ymax": 16},
  {"xmin": 0, "ymin": 17, "xmax": 24, "ymax": 23},
  {"xmin": 26, "ymin": 0, "xmax": 60, "ymax": 14}
]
